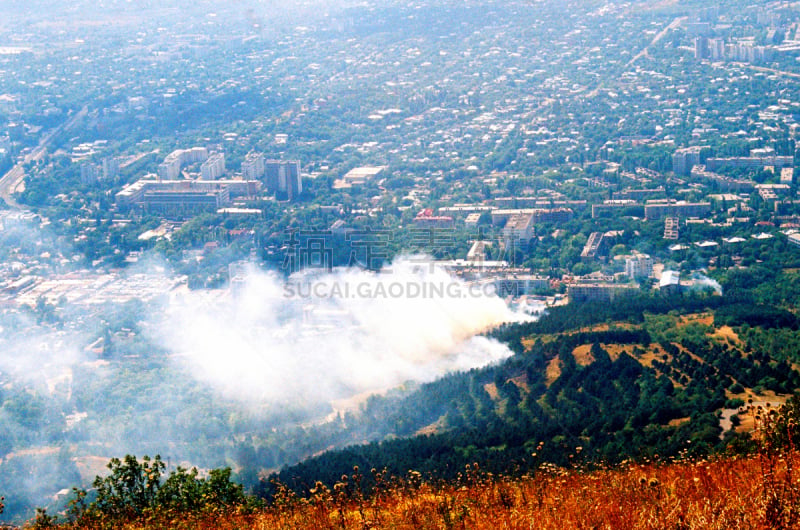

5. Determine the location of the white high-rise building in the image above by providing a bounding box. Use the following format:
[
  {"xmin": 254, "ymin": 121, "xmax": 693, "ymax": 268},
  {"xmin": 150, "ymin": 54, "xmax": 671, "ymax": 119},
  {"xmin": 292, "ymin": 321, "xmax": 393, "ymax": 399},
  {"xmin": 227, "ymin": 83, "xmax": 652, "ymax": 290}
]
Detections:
[
  {"xmin": 102, "ymin": 157, "xmax": 119, "ymax": 180},
  {"xmin": 200, "ymin": 153, "xmax": 226, "ymax": 180},
  {"xmin": 672, "ymin": 146, "xmax": 706, "ymax": 176},
  {"xmin": 242, "ymin": 152, "xmax": 265, "ymax": 180},
  {"xmin": 625, "ymin": 254, "xmax": 654, "ymax": 279}
]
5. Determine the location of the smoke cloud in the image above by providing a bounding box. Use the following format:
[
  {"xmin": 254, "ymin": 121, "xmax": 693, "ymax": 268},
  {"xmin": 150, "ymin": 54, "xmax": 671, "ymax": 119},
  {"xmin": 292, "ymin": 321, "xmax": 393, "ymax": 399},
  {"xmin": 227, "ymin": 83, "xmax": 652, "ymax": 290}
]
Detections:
[
  {"xmin": 691, "ymin": 272, "xmax": 723, "ymax": 295},
  {"xmin": 157, "ymin": 258, "xmax": 523, "ymax": 405},
  {"xmin": 0, "ymin": 249, "xmax": 527, "ymax": 521},
  {"xmin": 0, "ymin": 323, "xmax": 85, "ymax": 394}
]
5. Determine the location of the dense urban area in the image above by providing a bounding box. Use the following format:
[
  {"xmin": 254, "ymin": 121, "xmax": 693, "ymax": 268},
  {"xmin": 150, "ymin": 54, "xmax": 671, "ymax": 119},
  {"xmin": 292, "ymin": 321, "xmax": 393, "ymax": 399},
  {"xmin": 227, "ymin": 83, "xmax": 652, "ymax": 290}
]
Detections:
[{"xmin": 4, "ymin": 0, "xmax": 800, "ymax": 525}]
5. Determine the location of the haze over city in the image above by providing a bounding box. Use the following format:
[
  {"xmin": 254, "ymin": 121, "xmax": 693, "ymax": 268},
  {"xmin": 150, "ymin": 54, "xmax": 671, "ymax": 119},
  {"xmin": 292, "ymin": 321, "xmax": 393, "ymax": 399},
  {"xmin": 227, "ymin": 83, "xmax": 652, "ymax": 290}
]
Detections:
[{"xmin": 2, "ymin": 0, "xmax": 800, "ymax": 526}]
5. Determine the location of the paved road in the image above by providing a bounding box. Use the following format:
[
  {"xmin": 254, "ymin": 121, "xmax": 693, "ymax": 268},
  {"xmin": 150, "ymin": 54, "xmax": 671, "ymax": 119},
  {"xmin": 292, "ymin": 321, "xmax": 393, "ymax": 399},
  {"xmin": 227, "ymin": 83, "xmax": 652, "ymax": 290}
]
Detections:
[
  {"xmin": 627, "ymin": 16, "xmax": 686, "ymax": 68},
  {"xmin": 0, "ymin": 105, "xmax": 88, "ymax": 209},
  {"xmin": 582, "ymin": 16, "xmax": 685, "ymax": 101},
  {"xmin": 730, "ymin": 62, "xmax": 800, "ymax": 80},
  {"xmin": 0, "ymin": 164, "xmax": 24, "ymax": 208}
]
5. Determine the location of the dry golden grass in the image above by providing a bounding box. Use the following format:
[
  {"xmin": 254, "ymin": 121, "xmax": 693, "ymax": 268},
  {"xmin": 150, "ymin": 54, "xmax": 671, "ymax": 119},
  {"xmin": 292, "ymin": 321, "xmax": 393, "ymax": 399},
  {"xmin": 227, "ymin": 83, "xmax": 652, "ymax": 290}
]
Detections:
[
  {"xmin": 415, "ymin": 416, "xmax": 447, "ymax": 437},
  {"xmin": 544, "ymin": 357, "xmax": 561, "ymax": 386},
  {"xmin": 634, "ymin": 344, "xmax": 670, "ymax": 367},
  {"xmin": 712, "ymin": 325, "xmax": 742, "ymax": 346},
  {"xmin": 569, "ymin": 322, "xmax": 639, "ymax": 334},
  {"xmin": 667, "ymin": 416, "xmax": 690, "ymax": 427},
  {"xmin": 571, "ymin": 344, "xmax": 595, "ymax": 366},
  {"xmin": 57, "ymin": 449, "xmax": 800, "ymax": 530},
  {"xmin": 677, "ymin": 312, "xmax": 714, "ymax": 328},
  {"xmin": 597, "ymin": 343, "xmax": 631, "ymax": 361}
]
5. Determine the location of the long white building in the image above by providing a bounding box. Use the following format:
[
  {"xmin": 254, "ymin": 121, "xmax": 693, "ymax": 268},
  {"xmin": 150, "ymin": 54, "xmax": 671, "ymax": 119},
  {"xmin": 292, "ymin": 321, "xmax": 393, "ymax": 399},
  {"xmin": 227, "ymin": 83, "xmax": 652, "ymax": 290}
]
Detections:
[{"xmin": 157, "ymin": 147, "xmax": 209, "ymax": 180}]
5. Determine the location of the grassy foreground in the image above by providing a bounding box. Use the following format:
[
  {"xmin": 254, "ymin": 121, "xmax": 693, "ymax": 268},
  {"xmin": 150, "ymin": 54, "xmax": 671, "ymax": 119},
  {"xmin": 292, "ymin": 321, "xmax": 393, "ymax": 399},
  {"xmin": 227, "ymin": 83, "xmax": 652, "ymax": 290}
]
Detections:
[
  {"xmin": 23, "ymin": 451, "xmax": 798, "ymax": 529},
  {"xmin": 256, "ymin": 456, "xmax": 800, "ymax": 530},
  {"xmin": 16, "ymin": 399, "xmax": 800, "ymax": 529}
]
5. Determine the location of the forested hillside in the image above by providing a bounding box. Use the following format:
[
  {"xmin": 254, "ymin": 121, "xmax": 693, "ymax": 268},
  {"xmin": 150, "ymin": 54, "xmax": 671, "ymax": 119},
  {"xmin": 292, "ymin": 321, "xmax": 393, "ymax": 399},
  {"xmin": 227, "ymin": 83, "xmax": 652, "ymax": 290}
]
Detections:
[{"xmin": 260, "ymin": 269, "xmax": 800, "ymax": 497}]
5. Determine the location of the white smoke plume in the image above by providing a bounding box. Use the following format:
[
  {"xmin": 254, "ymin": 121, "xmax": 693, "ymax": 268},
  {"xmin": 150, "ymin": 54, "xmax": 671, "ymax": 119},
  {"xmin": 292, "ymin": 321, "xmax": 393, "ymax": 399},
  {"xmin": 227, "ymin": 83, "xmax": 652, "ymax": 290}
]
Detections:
[
  {"xmin": 691, "ymin": 272, "xmax": 723, "ymax": 295},
  {"xmin": 157, "ymin": 258, "xmax": 524, "ymax": 405},
  {"xmin": 0, "ymin": 320, "xmax": 86, "ymax": 395}
]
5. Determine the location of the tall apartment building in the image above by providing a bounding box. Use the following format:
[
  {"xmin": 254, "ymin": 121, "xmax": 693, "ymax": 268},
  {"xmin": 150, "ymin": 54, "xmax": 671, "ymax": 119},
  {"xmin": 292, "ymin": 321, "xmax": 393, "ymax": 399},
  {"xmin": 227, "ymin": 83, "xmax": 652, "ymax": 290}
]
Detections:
[
  {"xmin": 200, "ymin": 152, "xmax": 226, "ymax": 180},
  {"xmin": 242, "ymin": 152, "xmax": 265, "ymax": 180},
  {"xmin": 80, "ymin": 157, "xmax": 119, "ymax": 184},
  {"xmin": 80, "ymin": 163, "xmax": 100, "ymax": 184},
  {"xmin": 503, "ymin": 213, "xmax": 534, "ymax": 249},
  {"xmin": 706, "ymin": 38, "xmax": 770, "ymax": 63},
  {"xmin": 184, "ymin": 147, "xmax": 210, "ymax": 164},
  {"xmin": 708, "ymin": 38, "xmax": 726, "ymax": 60},
  {"xmin": 102, "ymin": 157, "xmax": 119, "ymax": 180},
  {"xmin": 672, "ymin": 146, "xmax": 706, "ymax": 176},
  {"xmin": 695, "ymin": 36, "xmax": 709, "ymax": 59},
  {"xmin": 264, "ymin": 160, "xmax": 302, "ymax": 200},
  {"xmin": 158, "ymin": 151, "xmax": 184, "ymax": 180}
]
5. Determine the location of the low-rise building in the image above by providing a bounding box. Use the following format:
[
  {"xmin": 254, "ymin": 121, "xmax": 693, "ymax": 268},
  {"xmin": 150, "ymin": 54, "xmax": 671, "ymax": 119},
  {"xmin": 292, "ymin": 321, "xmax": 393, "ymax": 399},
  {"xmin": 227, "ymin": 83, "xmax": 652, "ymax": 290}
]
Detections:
[
  {"xmin": 706, "ymin": 155, "xmax": 793, "ymax": 171},
  {"xmin": 413, "ymin": 208, "xmax": 454, "ymax": 228},
  {"xmin": 592, "ymin": 200, "xmax": 639, "ymax": 219},
  {"xmin": 333, "ymin": 166, "xmax": 385, "ymax": 189},
  {"xmin": 691, "ymin": 165, "xmax": 755, "ymax": 192},
  {"xmin": 144, "ymin": 187, "xmax": 229, "ymax": 216},
  {"xmin": 612, "ymin": 187, "xmax": 666, "ymax": 201},
  {"xmin": 115, "ymin": 178, "xmax": 261, "ymax": 215},
  {"xmin": 493, "ymin": 207, "xmax": 574, "ymax": 224},
  {"xmin": 464, "ymin": 212, "xmax": 482, "ymax": 227},
  {"xmin": 659, "ymin": 270, "xmax": 682, "ymax": 295},
  {"xmin": 493, "ymin": 274, "xmax": 551, "ymax": 297},
  {"xmin": 567, "ymin": 282, "xmax": 638, "ymax": 303},
  {"xmin": 645, "ymin": 200, "xmax": 712, "ymax": 221},
  {"xmin": 581, "ymin": 232, "xmax": 606, "ymax": 259}
]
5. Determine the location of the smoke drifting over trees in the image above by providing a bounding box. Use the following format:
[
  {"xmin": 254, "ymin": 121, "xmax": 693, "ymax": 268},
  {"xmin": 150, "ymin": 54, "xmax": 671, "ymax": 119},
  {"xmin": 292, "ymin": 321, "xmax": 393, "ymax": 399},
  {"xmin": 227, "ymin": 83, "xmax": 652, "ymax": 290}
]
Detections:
[
  {"xmin": 159, "ymin": 259, "xmax": 520, "ymax": 404},
  {"xmin": 0, "ymin": 255, "xmax": 522, "ymax": 522}
]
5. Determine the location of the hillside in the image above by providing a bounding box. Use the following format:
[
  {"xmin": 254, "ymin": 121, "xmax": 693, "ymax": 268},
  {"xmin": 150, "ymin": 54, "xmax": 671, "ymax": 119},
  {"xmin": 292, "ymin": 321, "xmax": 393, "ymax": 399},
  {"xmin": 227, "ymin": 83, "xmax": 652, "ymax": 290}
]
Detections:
[
  {"xmin": 261, "ymin": 285, "xmax": 800, "ymax": 497},
  {"xmin": 14, "ymin": 267, "xmax": 800, "ymax": 527},
  {"xmin": 23, "ymin": 339, "xmax": 800, "ymax": 529},
  {"xmin": 21, "ymin": 417, "xmax": 800, "ymax": 529},
  {"xmin": 169, "ymin": 452, "xmax": 800, "ymax": 529}
]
